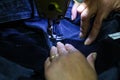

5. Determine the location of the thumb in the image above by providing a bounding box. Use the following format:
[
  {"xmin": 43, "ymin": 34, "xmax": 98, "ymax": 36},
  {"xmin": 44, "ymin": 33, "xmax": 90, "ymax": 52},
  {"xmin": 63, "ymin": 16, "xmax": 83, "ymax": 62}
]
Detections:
[{"xmin": 87, "ymin": 52, "xmax": 97, "ymax": 70}]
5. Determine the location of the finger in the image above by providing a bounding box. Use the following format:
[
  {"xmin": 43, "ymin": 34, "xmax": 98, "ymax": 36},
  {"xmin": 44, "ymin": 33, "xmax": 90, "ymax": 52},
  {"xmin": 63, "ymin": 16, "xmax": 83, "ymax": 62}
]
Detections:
[
  {"xmin": 80, "ymin": 7, "xmax": 91, "ymax": 38},
  {"xmin": 45, "ymin": 57, "xmax": 51, "ymax": 70},
  {"xmin": 77, "ymin": 2, "xmax": 87, "ymax": 13},
  {"xmin": 50, "ymin": 46, "xmax": 59, "ymax": 61},
  {"xmin": 57, "ymin": 42, "xmax": 68, "ymax": 56},
  {"xmin": 84, "ymin": 10, "xmax": 109, "ymax": 45},
  {"xmin": 65, "ymin": 44, "xmax": 79, "ymax": 54},
  {"xmin": 87, "ymin": 52, "xmax": 97, "ymax": 70},
  {"xmin": 71, "ymin": 2, "xmax": 80, "ymax": 20}
]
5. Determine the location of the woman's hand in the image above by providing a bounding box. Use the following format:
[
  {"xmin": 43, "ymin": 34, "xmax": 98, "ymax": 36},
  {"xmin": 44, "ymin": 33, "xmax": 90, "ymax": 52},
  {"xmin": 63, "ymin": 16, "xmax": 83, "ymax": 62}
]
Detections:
[
  {"xmin": 45, "ymin": 42, "xmax": 97, "ymax": 80},
  {"xmin": 71, "ymin": 0, "xmax": 120, "ymax": 45}
]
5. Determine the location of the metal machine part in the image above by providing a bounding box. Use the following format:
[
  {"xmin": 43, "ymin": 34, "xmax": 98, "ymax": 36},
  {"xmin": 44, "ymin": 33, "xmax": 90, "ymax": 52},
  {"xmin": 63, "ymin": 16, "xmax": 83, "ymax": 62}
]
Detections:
[
  {"xmin": 34, "ymin": 0, "xmax": 70, "ymax": 19},
  {"xmin": 35, "ymin": 0, "xmax": 70, "ymax": 43}
]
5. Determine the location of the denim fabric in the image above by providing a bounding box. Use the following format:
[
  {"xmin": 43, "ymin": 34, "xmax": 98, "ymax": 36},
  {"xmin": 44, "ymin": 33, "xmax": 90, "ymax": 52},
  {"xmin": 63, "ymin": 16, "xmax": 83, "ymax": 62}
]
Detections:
[
  {"xmin": 0, "ymin": 21, "xmax": 50, "ymax": 80},
  {"xmin": 0, "ymin": 56, "xmax": 34, "ymax": 80},
  {"xmin": 98, "ymin": 67, "xmax": 119, "ymax": 80},
  {"xmin": 0, "ymin": 0, "xmax": 32, "ymax": 23},
  {"xmin": 0, "ymin": 0, "xmax": 120, "ymax": 80},
  {"xmin": 95, "ymin": 12, "xmax": 120, "ymax": 75}
]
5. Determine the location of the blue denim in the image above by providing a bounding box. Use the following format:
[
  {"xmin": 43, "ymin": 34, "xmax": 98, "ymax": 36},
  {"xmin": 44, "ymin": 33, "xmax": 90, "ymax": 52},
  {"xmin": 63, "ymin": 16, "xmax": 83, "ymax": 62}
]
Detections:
[
  {"xmin": 98, "ymin": 67, "xmax": 119, "ymax": 80},
  {"xmin": 0, "ymin": 0, "xmax": 120, "ymax": 80},
  {"xmin": 0, "ymin": 56, "xmax": 34, "ymax": 80},
  {"xmin": 0, "ymin": 0, "xmax": 31, "ymax": 23},
  {"xmin": 0, "ymin": 22, "xmax": 50, "ymax": 80}
]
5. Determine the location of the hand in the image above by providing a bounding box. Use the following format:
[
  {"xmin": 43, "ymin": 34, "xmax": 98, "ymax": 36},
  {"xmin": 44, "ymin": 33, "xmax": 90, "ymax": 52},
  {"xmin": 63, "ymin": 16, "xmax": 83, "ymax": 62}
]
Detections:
[
  {"xmin": 45, "ymin": 42, "xmax": 97, "ymax": 80},
  {"xmin": 71, "ymin": 0, "xmax": 120, "ymax": 45}
]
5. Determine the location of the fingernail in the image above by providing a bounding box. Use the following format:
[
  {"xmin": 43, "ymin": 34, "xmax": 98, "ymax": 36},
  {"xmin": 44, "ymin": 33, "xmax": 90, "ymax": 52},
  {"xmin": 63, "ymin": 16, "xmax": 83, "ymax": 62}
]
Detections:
[
  {"xmin": 71, "ymin": 15, "xmax": 74, "ymax": 20},
  {"xmin": 84, "ymin": 38, "xmax": 91, "ymax": 45},
  {"xmin": 57, "ymin": 42, "xmax": 62, "ymax": 44},
  {"xmin": 92, "ymin": 52, "xmax": 97, "ymax": 59},
  {"xmin": 57, "ymin": 42, "xmax": 64, "ymax": 46},
  {"xmin": 65, "ymin": 43, "xmax": 70, "ymax": 46},
  {"xmin": 51, "ymin": 46, "xmax": 56, "ymax": 49},
  {"xmin": 80, "ymin": 32, "xmax": 84, "ymax": 38},
  {"xmin": 65, "ymin": 43, "xmax": 72, "ymax": 47}
]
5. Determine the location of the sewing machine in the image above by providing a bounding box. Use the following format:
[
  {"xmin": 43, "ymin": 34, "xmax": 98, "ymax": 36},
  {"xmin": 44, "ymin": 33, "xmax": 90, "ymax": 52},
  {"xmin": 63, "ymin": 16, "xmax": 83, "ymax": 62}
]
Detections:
[{"xmin": 34, "ymin": 0, "xmax": 70, "ymax": 41}]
